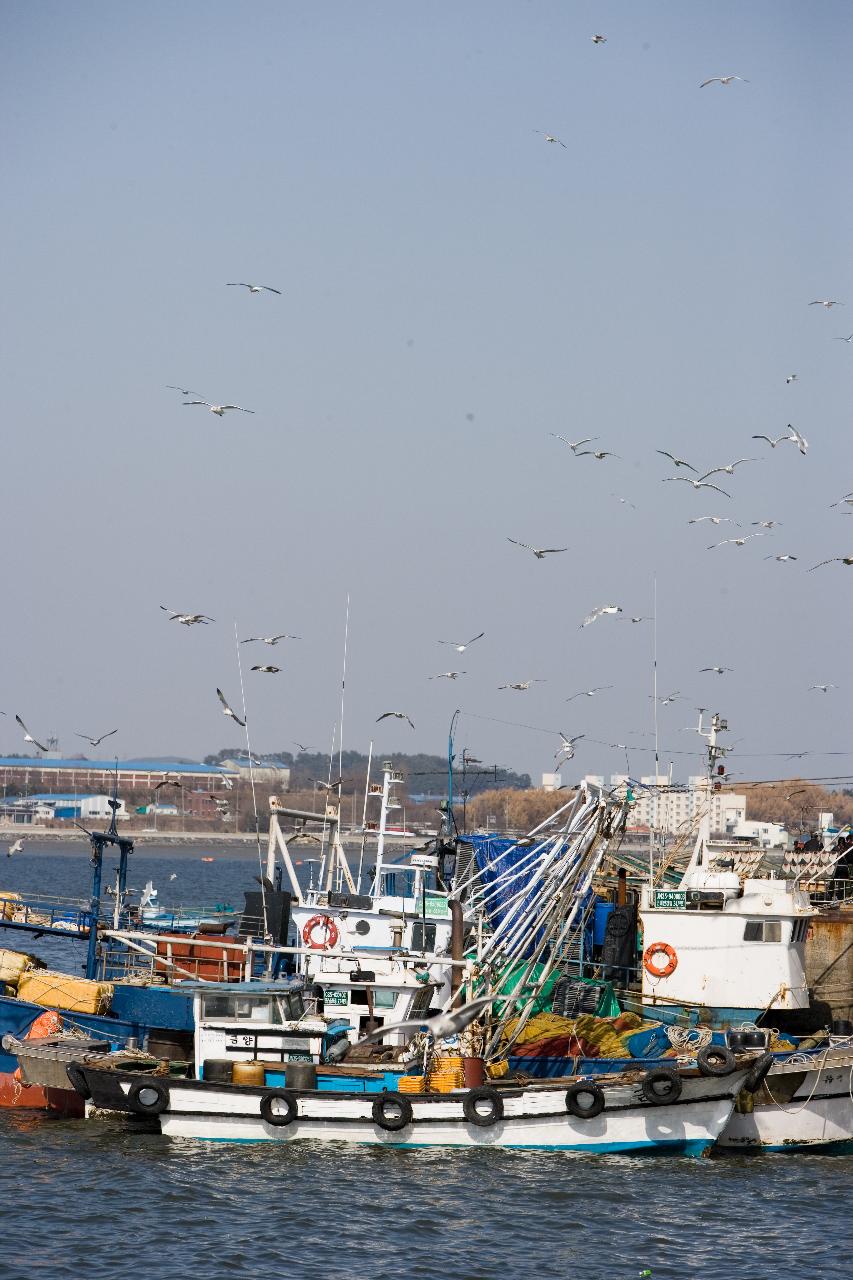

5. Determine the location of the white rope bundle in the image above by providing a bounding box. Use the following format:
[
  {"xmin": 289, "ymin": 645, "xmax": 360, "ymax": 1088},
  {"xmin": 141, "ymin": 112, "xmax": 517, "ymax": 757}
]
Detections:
[{"xmin": 665, "ymin": 1025, "xmax": 713, "ymax": 1053}]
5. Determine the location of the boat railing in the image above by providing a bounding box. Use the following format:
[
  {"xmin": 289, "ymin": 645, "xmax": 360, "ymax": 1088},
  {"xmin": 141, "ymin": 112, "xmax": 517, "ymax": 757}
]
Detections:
[
  {"xmin": 96, "ymin": 928, "xmax": 472, "ymax": 985},
  {"xmin": 0, "ymin": 890, "xmax": 93, "ymax": 937},
  {"xmin": 808, "ymin": 877, "xmax": 853, "ymax": 907}
]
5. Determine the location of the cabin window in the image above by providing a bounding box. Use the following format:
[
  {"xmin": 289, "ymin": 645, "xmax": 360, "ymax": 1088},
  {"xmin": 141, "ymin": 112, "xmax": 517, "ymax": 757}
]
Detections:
[
  {"xmin": 411, "ymin": 922, "xmax": 437, "ymax": 951},
  {"xmin": 200, "ymin": 993, "xmax": 281, "ymax": 1022},
  {"xmin": 349, "ymin": 987, "xmax": 397, "ymax": 1009},
  {"xmin": 792, "ymin": 919, "xmax": 809, "ymax": 943},
  {"xmin": 743, "ymin": 920, "xmax": 782, "ymax": 943}
]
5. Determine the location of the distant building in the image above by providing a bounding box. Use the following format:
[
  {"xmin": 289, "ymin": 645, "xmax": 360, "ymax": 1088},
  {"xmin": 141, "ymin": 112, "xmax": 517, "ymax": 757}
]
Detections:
[
  {"xmin": 221, "ymin": 757, "xmax": 290, "ymax": 787},
  {"xmin": 0, "ymin": 757, "xmax": 236, "ymax": 792},
  {"xmin": 1, "ymin": 793, "xmax": 129, "ymax": 824},
  {"xmin": 581, "ymin": 774, "xmax": 747, "ymax": 836},
  {"xmin": 541, "ymin": 772, "xmax": 562, "ymax": 792}
]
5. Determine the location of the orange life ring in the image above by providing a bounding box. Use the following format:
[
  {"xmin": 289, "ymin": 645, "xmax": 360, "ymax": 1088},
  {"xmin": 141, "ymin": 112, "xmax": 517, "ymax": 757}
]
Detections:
[
  {"xmin": 643, "ymin": 942, "xmax": 678, "ymax": 979},
  {"xmin": 302, "ymin": 914, "xmax": 339, "ymax": 950}
]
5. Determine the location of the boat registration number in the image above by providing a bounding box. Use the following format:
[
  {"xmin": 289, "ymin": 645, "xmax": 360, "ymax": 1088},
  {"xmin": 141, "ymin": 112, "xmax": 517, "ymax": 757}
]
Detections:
[
  {"xmin": 654, "ymin": 890, "xmax": 686, "ymax": 910},
  {"xmin": 323, "ymin": 988, "xmax": 349, "ymax": 1006}
]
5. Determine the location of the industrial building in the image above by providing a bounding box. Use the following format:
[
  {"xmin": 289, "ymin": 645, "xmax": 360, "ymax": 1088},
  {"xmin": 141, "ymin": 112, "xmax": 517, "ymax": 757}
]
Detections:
[
  {"xmin": 0, "ymin": 757, "xmax": 237, "ymax": 793},
  {"xmin": 0, "ymin": 793, "xmax": 129, "ymax": 824}
]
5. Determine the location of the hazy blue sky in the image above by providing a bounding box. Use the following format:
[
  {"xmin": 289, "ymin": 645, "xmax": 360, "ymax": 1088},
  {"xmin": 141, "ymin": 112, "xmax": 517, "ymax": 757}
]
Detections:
[{"xmin": 2, "ymin": 1, "xmax": 850, "ymax": 788}]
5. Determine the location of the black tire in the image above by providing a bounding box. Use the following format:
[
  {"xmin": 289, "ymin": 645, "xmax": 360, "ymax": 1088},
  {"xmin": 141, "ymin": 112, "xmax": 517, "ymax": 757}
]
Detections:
[
  {"xmin": 372, "ymin": 1092, "xmax": 413, "ymax": 1133},
  {"xmin": 259, "ymin": 1089, "xmax": 298, "ymax": 1127},
  {"xmin": 127, "ymin": 1079, "xmax": 169, "ymax": 1116},
  {"xmin": 564, "ymin": 1081, "xmax": 606, "ymax": 1120},
  {"xmin": 641, "ymin": 1067, "xmax": 683, "ymax": 1105},
  {"xmin": 744, "ymin": 1051, "xmax": 774, "ymax": 1094},
  {"xmin": 696, "ymin": 1045, "xmax": 737, "ymax": 1078},
  {"xmin": 65, "ymin": 1063, "xmax": 91, "ymax": 1100},
  {"xmin": 462, "ymin": 1085, "xmax": 505, "ymax": 1128}
]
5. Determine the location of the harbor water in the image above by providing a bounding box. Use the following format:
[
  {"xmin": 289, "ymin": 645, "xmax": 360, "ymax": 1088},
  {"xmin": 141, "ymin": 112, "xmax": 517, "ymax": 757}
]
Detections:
[{"xmin": 0, "ymin": 850, "xmax": 850, "ymax": 1280}]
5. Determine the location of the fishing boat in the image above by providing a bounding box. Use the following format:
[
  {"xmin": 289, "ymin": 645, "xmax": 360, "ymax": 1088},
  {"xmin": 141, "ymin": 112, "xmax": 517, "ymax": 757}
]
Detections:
[
  {"xmin": 717, "ymin": 1042, "xmax": 853, "ymax": 1151},
  {"xmin": 137, "ymin": 881, "xmax": 239, "ymax": 934},
  {"xmin": 70, "ymin": 1054, "xmax": 756, "ymax": 1153}
]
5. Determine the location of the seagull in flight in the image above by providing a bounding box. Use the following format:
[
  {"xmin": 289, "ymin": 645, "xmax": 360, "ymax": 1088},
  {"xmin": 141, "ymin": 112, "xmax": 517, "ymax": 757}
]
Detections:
[
  {"xmin": 833, "ymin": 334, "xmax": 853, "ymax": 343},
  {"xmin": 216, "ymin": 688, "xmax": 246, "ymax": 727},
  {"xmin": 650, "ymin": 691, "xmax": 681, "ymax": 705},
  {"xmin": 550, "ymin": 434, "xmax": 599, "ymax": 453},
  {"xmin": 752, "ymin": 432, "xmax": 794, "ymax": 449},
  {"xmin": 240, "ymin": 634, "xmax": 301, "ymax": 645},
  {"xmin": 160, "ymin": 606, "xmax": 214, "ymax": 625},
  {"xmin": 507, "ymin": 539, "xmax": 568, "ymax": 559},
  {"xmin": 707, "ymin": 533, "xmax": 766, "ymax": 549},
  {"xmin": 785, "ymin": 424, "xmax": 808, "ymax": 455},
  {"xmin": 700, "ymin": 75, "xmax": 749, "ymax": 87},
  {"xmin": 629, "ymin": 615, "xmax": 650, "ymax": 623},
  {"xmin": 656, "ymin": 450, "xmax": 697, "ymax": 471},
  {"xmin": 752, "ymin": 520, "xmax": 780, "ymax": 529},
  {"xmin": 765, "ymin": 554, "xmax": 798, "ymax": 562},
  {"xmin": 663, "ymin": 476, "xmax": 731, "ymax": 497},
  {"xmin": 226, "ymin": 282, "xmax": 282, "ymax": 295},
  {"xmin": 566, "ymin": 686, "xmax": 612, "ymax": 701},
  {"xmin": 611, "ymin": 494, "xmax": 636, "ymax": 508},
  {"xmin": 6, "ymin": 839, "xmax": 25, "ymax": 857},
  {"xmin": 533, "ymin": 130, "xmax": 567, "ymax": 148},
  {"xmin": 250, "ymin": 665, "xmax": 280, "ymax": 673},
  {"xmin": 699, "ymin": 458, "xmax": 758, "ymax": 480},
  {"xmin": 376, "ymin": 711, "xmax": 415, "ymax": 729},
  {"xmin": 700, "ymin": 666, "xmax": 733, "ymax": 675},
  {"xmin": 688, "ymin": 516, "xmax": 736, "ymax": 525},
  {"xmin": 555, "ymin": 732, "xmax": 585, "ymax": 761},
  {"xmin": 498, "ymin": 680, "xmax": 543, "ymax": 691},
  {"xmin": 315, "ymin": 778, "xmax": 343, "ymax": 792},
  {"xmin": 809, "ymin": 684, "xmax": 838, "ymax": 693},
  {"xmin": 76, "ymin": 730, "xmax": 118, "ymax": 747},
  {"xmin": 808, "ymin": 556, "xmax": 853, "ymax": 571},
  {"xmin": 183, "ymin": 399, "xmax": 255, "ymax": 416},
  {"xmin": 786, "ymin": 374, "xmax": 798, "ymax": 384},
  {"xmin": 810, "ymin": 299, "xmax": 843, "ymax": 309},
  {"xmin": 292, "ymin": 741, "xmax": 310, "ymax": 753},
  {"xmin": 575, "ymin": 449, "xmax": 619, "ymax": 461},
  {"xmin": 357, "ymin": 995, "xmax": 497, "ymax": 1047},
  {"xmin": 166, "ymin": 384, "xmax": 203, "ymax": 397},
  {"xmin": 429, "ymin": 672, "xmax": 466, "ymax": 680},
  {"xmin": 438, "ymin": 632, "xmax": 484, "ymax": 652},
  {"xmin": 591, "ymin": 34, "xmax": 607, "ymax": 44},
  {"xmin": 15, "ymin": 715, "xmax": 48, "ymax": 753},
  {"xmin": 581, "ymin": 605, "xmax": 622, "ymax": 627}
]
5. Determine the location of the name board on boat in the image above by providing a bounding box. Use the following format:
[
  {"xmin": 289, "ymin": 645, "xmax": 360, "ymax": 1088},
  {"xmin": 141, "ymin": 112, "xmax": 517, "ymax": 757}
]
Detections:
[
  {"xmin": 424, "ymin": 893, "xmax": 450, "ymax": 918},
  {"xmin": 410, "ymin": 853, "xmax": 439, "ymax": 870},
  {"xmin": 323, "ymin": 987, "xmax": 349, "ymax": 1006},
  {"xmin": 655, "ymin": 890, "xmax": 686, "ymax": 910}
]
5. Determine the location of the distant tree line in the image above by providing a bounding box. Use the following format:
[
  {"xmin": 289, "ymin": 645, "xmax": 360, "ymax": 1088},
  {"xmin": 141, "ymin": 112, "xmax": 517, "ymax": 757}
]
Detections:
[{"xmin": 203, "ymin": 747, "xmax": 531, "ymax": 797}]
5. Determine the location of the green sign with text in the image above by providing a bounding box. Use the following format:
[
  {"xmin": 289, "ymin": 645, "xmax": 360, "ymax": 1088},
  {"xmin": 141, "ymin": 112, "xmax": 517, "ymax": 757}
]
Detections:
[{"xmin": 655, "ymin": 890, "xmax": 686, "ymax": 910}]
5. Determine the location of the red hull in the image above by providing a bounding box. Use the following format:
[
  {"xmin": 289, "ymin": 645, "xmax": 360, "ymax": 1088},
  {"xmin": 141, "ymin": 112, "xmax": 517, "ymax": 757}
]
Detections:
[{"xmin": 0, "ymin": 1071, "xmax": 84, "ymax": 1116}]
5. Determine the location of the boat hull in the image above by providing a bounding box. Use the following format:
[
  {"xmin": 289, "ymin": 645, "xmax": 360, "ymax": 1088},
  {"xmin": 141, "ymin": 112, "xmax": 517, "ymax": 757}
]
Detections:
[
  {"xmin": 718, "ymin": 1049, "xmax": 853, "ymax": 1151},
  {"xmin": 77, "ymin": 1066, "xmax": 748, "ymax": 1153}
]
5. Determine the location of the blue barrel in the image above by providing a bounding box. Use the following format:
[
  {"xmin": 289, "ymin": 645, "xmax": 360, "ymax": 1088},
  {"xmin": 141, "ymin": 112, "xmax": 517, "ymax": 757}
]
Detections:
[{"xmin": 593, "ymin": 901, "xmax": 614, "ymax": 946}]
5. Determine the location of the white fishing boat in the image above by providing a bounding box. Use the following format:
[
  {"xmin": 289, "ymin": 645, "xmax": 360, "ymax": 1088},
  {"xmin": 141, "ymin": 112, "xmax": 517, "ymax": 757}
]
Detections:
[
  {"xmin": 72, "ymin": 1057, "xmax": 754, "ymax": 1153},
  {"xmin": 718, "ymin": 1043, "xmax": 853, "ymax": 1151}
]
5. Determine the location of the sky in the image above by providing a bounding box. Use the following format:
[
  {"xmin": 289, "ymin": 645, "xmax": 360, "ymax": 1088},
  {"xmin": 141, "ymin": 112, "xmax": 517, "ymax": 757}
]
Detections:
[{"xmin": 1, "ymin": 1, "xmax": 850, "ymax": 791}]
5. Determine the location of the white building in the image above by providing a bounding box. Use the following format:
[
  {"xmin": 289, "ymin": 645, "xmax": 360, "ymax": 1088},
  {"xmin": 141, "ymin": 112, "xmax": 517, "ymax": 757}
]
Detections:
[
  {"xmin": 732, "ymin": 818, "xmax": 789, "ymax": 849},
  {"xmin": 581, "ymin": 774, "xmax": 747, "ymax": 836}
]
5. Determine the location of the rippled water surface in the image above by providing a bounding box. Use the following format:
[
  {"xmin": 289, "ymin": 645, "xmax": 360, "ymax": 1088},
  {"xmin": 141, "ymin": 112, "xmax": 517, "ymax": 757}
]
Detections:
[
  {"xmin": 0, "ymin": 849, "xmax": 850, "ymax": 1279},
  {"xmin": 2, "ymin": 1112, "xmax": 850, "ymax": 1280}
]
